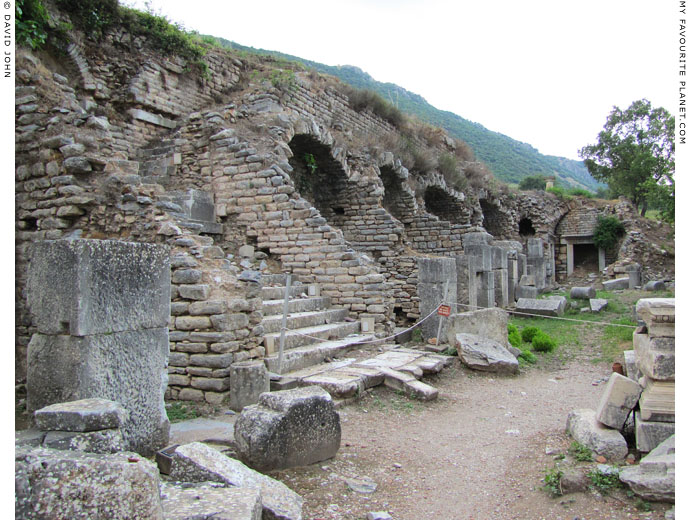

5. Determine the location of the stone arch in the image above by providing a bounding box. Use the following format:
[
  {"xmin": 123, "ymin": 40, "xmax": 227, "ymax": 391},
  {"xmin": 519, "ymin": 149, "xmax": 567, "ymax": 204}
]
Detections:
[
  {"xmin": 518, "ymin": 217, "xmax": 536, "ymax": 237},
  {"xmin": 479, "ymin": 198, "xmax": 512, "ymax": 239},
  {"xmin": 423, "ymin": 186, "xmax": 467, "ymax": 224},
  {"xmin": 287, "ymin": 133, "xmax": 351, "ymax": 226},
  {"xmin": 380, "ymin": 165, "xmax": 417, "ymax": 223}
]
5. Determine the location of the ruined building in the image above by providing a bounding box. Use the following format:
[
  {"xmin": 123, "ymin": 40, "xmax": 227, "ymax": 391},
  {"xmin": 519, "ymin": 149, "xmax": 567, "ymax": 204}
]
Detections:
[{"xmin": 15, "ymin": 5, "xmax": 674, "ymax": 407}]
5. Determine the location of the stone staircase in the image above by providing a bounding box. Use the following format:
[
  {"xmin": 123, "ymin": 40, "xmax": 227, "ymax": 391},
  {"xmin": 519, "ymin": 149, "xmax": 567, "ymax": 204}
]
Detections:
[
  {"xmin": 260, "ymin": 274, "xmax": 374, "ymax": 375},
  {"xmin": 260, "ymin": 274, "xmax": 451, "ymax": 403}
]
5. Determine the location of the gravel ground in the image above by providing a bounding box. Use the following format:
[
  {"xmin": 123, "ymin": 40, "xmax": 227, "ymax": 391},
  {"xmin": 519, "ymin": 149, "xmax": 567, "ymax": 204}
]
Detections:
[{"xmin": 270, "ymin": 352, "xmax": 674, "ymax": 520}]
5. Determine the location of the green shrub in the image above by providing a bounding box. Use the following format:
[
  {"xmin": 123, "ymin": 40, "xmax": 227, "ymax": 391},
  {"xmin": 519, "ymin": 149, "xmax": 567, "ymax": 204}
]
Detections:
[
  {"xmin": 546, "ymin": 186, "xmax": 572, "ymax": 200},
  {"xmin": 518, "ymin": 348, "xmax": 537, "ymax": 364},
  {"xmin": 16, "ymin": 0, "xmax": 51, "ymax": 49},
  {"xmin": 521, "ymin": 326, "xmax": 540, "ymax": 343},
  {"xmin": 518, "ymin": 175, "xmax": 547, "ymax": 191},
  {"xmin": 593, "ymin": 215, "xmax": 625, "ymax": 251},
  {"xmin": 340, "ymin": 85, "xmax": 406, "ymax": 128},
  {"xmin": 531, "ymin": 331, "xmax": 557, "ymax": 352},
  {"xmin": 507, "ymin": 323, "xmax": 518, "ymax": 335},
  {"xmin": 568, "ymin": 441, "xmax": 593, "ymax": 462},
  {"xmin": 567, "ymin": 188, "xmax": 593, "ymax": 198},
  {"xmin": 508, "ymin": 329, "xmax": 523, "ymax": 349},
  {"xmin": 542, "ymin": 467, "xmax": 563, "ymax": 496},
  {"xmin": 587, "ymin": 468, "xmax": 622, "ymax": 494}
]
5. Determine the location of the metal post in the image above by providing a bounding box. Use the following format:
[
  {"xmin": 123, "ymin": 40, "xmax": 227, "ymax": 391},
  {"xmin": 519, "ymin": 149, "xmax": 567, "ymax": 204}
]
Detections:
[
  {"xmin": 277, "ymin": 274, "xmax": 292, "ymax": 375},
  {"xmin": 435, "ymin": 280, "xmax": 450, "ymax": 346}
]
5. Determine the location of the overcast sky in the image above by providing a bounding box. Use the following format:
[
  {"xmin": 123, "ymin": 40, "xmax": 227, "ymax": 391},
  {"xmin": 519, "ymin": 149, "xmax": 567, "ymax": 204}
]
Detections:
[{"xmin": 122, "ymin": 0, "xmax": 678, "ymax": 161}]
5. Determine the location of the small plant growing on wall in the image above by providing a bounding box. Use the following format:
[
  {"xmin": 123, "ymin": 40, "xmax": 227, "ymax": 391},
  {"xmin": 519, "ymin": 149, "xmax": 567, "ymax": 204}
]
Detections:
[{"xmin": 593, "ymin": 215, "xmax": 625, "ymax": 252}]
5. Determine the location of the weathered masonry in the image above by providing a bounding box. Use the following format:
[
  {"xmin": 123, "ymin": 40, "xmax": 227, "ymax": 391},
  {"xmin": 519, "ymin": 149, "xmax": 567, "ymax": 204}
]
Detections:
[{"xmin": 15, "ymin": 5, "xmax": 674, "ymax": 405}]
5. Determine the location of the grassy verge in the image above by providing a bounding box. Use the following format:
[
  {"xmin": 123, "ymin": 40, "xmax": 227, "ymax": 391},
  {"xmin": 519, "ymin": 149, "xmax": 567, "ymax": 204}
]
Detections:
[{"xmin": 509, "ymin": 288, "xmax": 669, "ymax": 365}]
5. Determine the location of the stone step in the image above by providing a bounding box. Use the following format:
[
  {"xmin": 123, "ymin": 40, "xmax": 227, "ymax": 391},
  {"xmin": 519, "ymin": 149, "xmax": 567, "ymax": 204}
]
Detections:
[
  {"xmin": 262, "ymin": 309, "xmax": 349, "ymax": 334},
  {"xmin": 260, "ymin": 284, "xmax": 311, "ymax": 301},
  {"xmin": 263, "ymin": 321, "xmax": 361, "ymax": 352},
  {"xmin": 264, "ymin": 335, "xmax": 374, "ymax": 373},
  {"xmin": 269, "ymin": 346, "xmax": 448, "ymax": 401},
  {"xmin": 262, "ymin": 296, "xmax": 331, "ymax": 315}
]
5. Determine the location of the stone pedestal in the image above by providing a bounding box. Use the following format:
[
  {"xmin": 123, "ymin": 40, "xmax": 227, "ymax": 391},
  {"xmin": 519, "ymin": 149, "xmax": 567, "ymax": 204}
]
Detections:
[{"xmin": 26, "ymin": 239, "xmax": 171, "ymax": 456}]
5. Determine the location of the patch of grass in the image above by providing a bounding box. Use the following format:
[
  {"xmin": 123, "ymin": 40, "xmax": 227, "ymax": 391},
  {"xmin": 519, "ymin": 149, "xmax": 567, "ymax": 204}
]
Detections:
[
  {"xmin": 441, "ymin": 346, "xmax": 457, "ymax": 356},
  {"xmin": 531, "ymin": 331, "xmax": 558, "ymax": 353},
  {"xmin": 410, "ymin": 328, "xmax": 424, "ymax": 344},
  {"xmin": 587, "ymin": 468, "xmax": 622, "ymax": 494},
  {"xmin": 599, "ymin": 317, "xmax": 636, "ymax": 362},
  {"xmin": 568, "ymin": 441, "xmax": 593, "ymax": 462},
  {"xmin": 166, "ymin": 402, "xmax": 201, "ymax": 423},
  {"xmin": 542, "ymin": 467, "xmax": 563, "ymax": 497}
]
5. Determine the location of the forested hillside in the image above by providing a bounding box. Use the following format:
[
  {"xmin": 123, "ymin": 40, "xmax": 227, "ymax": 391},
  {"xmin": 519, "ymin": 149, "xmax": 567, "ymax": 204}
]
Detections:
[{"xmin": 222, "ymin": 41, "xmax": 600, "ymax": 190}]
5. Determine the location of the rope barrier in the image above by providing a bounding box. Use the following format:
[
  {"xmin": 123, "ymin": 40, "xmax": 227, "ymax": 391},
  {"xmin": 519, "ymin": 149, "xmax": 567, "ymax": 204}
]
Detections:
[
  {"xmin": 278, "ymin": 303, "xmax": 443, "ymax": 346},
  {"xmin": 275, "ymin": 296, "xmax": 638, "ymax": 348},
  {"xmin": 447, "ymin": 300, "xmax": 638, "ymax": 328}
]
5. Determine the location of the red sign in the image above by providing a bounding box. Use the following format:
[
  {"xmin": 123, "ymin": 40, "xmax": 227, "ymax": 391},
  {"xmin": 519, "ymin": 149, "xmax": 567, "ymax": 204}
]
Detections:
[{"xmin": 438, "ymin": 304, "xmax": 451, "ymax": 317}]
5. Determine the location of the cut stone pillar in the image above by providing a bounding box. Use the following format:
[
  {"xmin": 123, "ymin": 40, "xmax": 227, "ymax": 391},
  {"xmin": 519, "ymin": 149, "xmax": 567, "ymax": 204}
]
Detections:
[
  {"xmin": 417, "ymin": 257, "xmax": 457, "ymax": 341},
  {"xmin": 228, "ymin": 361, "xmax": 270, "ymax": 412},
  {"xmin": 26, "ymin": 239, "xmax": 171, "ymax": 456}
]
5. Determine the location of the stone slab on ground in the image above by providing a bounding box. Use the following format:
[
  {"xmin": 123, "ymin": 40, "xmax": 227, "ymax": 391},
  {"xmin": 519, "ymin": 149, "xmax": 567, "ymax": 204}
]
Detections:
[
  {"xmin": 33, "ymin": 398, "xmax": 127, "ymax": 432},
  {"xmin": 42, "ymin": 429, "xmax": 124, "ymax": 454},
  {"xmin": 644, "ymin": 281, "xmax": 666, "ymax": 291},
  {"xmin": 235, "ymin": 386, "xmax": 341, "ymax": 471},
  {"xmin": 454, "ymin": 333, "xmax": 519, "ymax": 375},
  {"xmin": 15, "ymin": 446, "xmax": 163, "ymax": 519},
  {"xmin": 589, "ymin": 299, "xmax": 608, "ymax": 312},
  {"xmin": 602, "ymin": 277, "xmax": 629, "ymax": 291},
  {"xmin": 566, "ymin": 409, "xmax": 628, "ymax": 461},
  {"xmin": 635, "ymin": 411, "xmax": 675, "ymax": 453},
  {"xmin": 595, "ymin": 373, "xmax": 643, "ymax": 430},
  {"xmin": 633, "ymin": 332, "xmax": 675, "ymax": 381},
  {"xmin": 301, "ymin": 372, "xmax": 363, "ymax": 399},
  {"xmin": 445, "ymin": 307, "xmax": 509, "ymax": 346},
  {"xmin": 378, "ymin": 367, "xmax": 438, "ymax": 401},
  {"xmin": 515, "ymin": 297, "xmax": 566, "ymax": 317},
  {"xmin": 160, "ymin": 481, "xmax": 262, "ymax": 520},
  {"xmin": 170, "ymin": 442, "xmax": 303, "ymax": 520},
  {"xmin": 570, "ymin": 286, "xmax": 596, "ymax": 299},
  {"xmin": 619, "ymin": 434, "xmax": 675, "ymax": 502},
  {"xmin": 27, "ymin": 239, "xmax": 170, "ymax": 336},
  {"xmin": 169, "ymin": 416, "xmax": 236, "ymax": 446},
  {"xmin": 515, "ymin": 285, "xmax": 539, "ymax": 300}
]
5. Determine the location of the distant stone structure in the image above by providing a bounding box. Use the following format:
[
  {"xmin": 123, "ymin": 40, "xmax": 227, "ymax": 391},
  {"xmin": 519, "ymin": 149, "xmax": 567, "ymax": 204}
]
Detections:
[
  {"xmin": 26, "ymin": 239, "xmax": 170, "ymax": 455},
  {"xmin": 14, "ymin": 4, "xmax": 674, "ymax": 406}
]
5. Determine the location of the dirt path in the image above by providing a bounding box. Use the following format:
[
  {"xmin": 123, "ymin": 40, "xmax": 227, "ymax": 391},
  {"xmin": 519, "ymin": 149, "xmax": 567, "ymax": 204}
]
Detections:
[{"xmin": 271, "ymin": 354, "xmax": 671, "ymax": 520}]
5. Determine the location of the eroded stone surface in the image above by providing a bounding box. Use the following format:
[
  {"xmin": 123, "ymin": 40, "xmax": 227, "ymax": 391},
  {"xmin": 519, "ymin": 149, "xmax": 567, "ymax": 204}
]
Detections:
[
  {"xmin": 620, "ymin": 435, "xmax": 675, "ymax": 502},
  {"xmin": 235, "ymin": 386, "xmax": 341, "ymax": 471},
  {"xmin": 34, "ymin": 398, "xmax": 127, "ymax": 432},
  {"xmin": 566, "ymin": 409, "xmax": 628, "ymax": 461},
  {"xmin": 15, "ymin": 446, "xmax": 163, "ymax": 519},
  {"xmin": 595, "ymin": 373, "xmax": 642, "ymax": 430},
  {"xmin": 160, "ymin": 481, "xmax": 262, "ymax": 520},
  {"xmin": 170, "ymin": 442, "xmax": 303, "ymax": 520},
  {"xmin": 455, "ymin": 333, "xmax": 519, "ymax": 375}
]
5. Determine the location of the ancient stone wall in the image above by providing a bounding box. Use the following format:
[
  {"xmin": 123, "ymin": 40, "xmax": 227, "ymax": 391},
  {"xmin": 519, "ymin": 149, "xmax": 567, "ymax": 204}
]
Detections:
[{"xmin": 15, "ymin": 11, "xmax": 673, "ymax": 389}]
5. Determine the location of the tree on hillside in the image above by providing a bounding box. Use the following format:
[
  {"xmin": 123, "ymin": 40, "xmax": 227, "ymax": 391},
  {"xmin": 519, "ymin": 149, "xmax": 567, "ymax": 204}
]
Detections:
[
  {"xmin": 578, "ymin": 99, "xmax": 674, "ymax": 218},
  {"xmin": 518, "ymin": 175, "xmax": 547, "ymax": 191}
]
